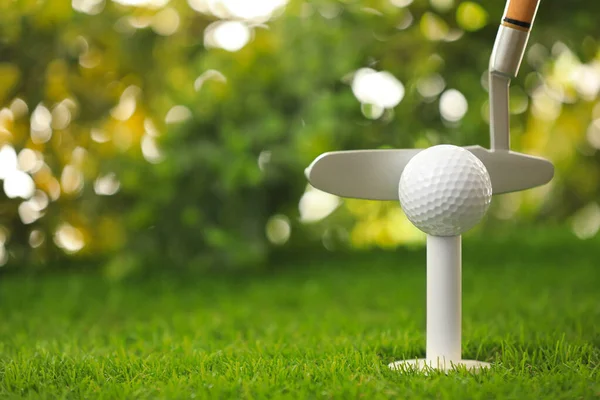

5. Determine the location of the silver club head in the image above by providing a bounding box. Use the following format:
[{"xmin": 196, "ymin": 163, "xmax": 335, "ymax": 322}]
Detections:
[{"xmin": 305, "ymin": 146, "xmax": 553, "ymax": 200}]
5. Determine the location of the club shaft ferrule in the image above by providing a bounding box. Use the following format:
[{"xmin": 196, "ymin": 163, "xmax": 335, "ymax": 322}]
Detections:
[{"xmin": 489, "ymin": 25, "xmax": 529, "ymax": 79}]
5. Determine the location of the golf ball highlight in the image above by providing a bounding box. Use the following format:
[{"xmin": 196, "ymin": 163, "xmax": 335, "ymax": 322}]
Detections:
[{"xmin": 399, "ymin": 145, "xmax": 492, "ymax": 236}]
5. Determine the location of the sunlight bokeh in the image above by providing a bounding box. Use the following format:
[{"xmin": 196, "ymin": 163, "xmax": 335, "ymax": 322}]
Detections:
[{"xmin": 0, "ymin": 0, "xmax": 597, "ymax": 270}]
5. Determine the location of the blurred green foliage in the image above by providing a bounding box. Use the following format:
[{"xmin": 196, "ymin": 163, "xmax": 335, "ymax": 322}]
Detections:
[{"xmin": 0, "ymin": 0, "xmax": 599, "ymax": 274}]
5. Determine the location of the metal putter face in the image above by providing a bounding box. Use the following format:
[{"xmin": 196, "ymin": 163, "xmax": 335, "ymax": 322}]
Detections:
[{"xmin": 305, "ymin": 146, "xmax": 554, "ymax": 200}]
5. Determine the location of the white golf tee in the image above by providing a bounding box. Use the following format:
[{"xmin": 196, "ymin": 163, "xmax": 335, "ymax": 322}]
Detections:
[
  {"xmin": 388, "ymin": 234, "xmax": 490, "ymax": 373},
  {"xmin": 427, "ymin": 234, "xmax": 461, "ymax": 366}
]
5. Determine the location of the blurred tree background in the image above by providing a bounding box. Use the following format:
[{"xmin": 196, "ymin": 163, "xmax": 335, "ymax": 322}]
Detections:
[{"xmin": 1, "ymin": 0, "xmax": 599, "ymax": 275}]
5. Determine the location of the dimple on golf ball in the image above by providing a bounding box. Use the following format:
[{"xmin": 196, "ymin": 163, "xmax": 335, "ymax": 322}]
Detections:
[{"xmin": 399, "ymin": 144, "xmax": 492, "ymax": 236}]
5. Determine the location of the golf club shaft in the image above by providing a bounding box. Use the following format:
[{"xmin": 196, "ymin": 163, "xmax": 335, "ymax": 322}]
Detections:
[
  {"xmin": 426, "ymin": 235, "xmax": 461, "ymax": 364},
  {"xmin": 489, "ymin": 0, "xmax": 541, "ymax": 150}
]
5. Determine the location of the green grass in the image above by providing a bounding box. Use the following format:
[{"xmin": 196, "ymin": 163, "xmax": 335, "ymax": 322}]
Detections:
[{"xmin": 0, "ymin": 232, "xmax": 599, "ymax": 399}]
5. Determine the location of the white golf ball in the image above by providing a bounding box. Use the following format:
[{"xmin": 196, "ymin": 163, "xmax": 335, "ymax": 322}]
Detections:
[{"xmin": 399, "ymin": 144, "xmax": 492, "ymax": 236}]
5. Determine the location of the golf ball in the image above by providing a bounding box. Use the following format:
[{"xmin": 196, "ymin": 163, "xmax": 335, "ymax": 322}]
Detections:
[{"xmin": 399, "ymin": 144, "xmax": 492, "ymax": 236}]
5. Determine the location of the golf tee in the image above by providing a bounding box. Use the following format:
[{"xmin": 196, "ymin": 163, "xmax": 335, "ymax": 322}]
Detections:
[{"xmin": 426, "ymin": 235, "xmax": 461, "ymax": 366}]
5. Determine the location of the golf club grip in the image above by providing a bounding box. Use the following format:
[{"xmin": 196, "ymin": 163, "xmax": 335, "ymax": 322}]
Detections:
[{"xmin": 503, "ymin": 0, "xmax": 540, "ymax": 31}]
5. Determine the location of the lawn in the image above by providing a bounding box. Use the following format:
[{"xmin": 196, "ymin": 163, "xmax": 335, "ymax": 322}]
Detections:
[{"xmin": 0, "ymin": 230, "xmax": 598, "ymax": 399}]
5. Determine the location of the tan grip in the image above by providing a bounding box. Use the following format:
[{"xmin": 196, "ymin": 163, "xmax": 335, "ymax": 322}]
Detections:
[{"xmin": 503, "ymin": 0, "xmax": 540, "ymax": 31}]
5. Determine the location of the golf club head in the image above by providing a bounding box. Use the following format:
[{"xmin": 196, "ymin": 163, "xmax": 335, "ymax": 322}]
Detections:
[{"xmin": 305, "ymin": 145, "xmax": 554, "ymax": 200}]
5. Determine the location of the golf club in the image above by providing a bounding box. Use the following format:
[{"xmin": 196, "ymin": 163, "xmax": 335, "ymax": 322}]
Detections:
[
  {"xmin": 305, "ymin": 0, "xmax": 552, "ymax": 200},
  {"xmin": 305, "ymin": 0, "xmax": 549, "ymax": 374}
]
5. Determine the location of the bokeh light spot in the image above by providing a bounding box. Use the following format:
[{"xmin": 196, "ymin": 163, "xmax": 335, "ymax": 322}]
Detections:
[
  {"xmin": 72, "ymin": 0, "xmax": 105, "ymax": 15},
  {"xmin": 51, "ymin": 102, "xmax": 72, "ymax": 130},
  {"xmin": 152, "ymin": 7, "xmax": 180, "ymax": 36},
  {"xmin": 111, "ymin": 86, "xmax": 139, "ymax": 121},
  {"xmin": 61, "ymin": 165, "xmax": 84, "ymax": 195},
  {"xmin": 0, "ymin": 245, "xmax": 7, "ymax": 267},
  {"xmin": 165, "ymin": 105, "xmax": 192, "ymax": 124},
  {"xmin": 361, "ymin": 103, "xmax": 385, "ymax": 120},
  {"xmin": 91, "ymin": 128, "xmax": 110, "ymax": 143},
  {"xmin": 94, "ymin": 173, "xmax": 121, "ymax": 196},
  {"xmin": 18, "ymin": 149, "xmax": 43, "ymax": 173},
  {"xmin": 0, "ymin": 227, "xmax": 8, "ymax": 245},
  {"xmin": 266, "ymin": 214, "xmax": 291, "ymax": 245},
  {"xmin": 420, "ymin": 12, "xmax": 449, "ymax": 41},
  {"xmin": 18, "ymin": 202, "xmax": 41, "ymax": 225},
  {"xmin": 258, "ymin": 150, "xmax": 271, "ymax": 172},
  {"xmin": 188, "ymin": 0, "xmax": 210, "ymax": 13},
  {"xmin": 54, "ymin": 223, "xmax": 85, "ymax": 253},
  {"xmin": 30, "ymin": 104, "xmax": 53, "ymax": 144},
  {"xmin": 299, "ymin": 186, "xmax": 340, "ymax": 223},
  {"xmin": 205, "ymin": 21, "xmax": 251, "ymax": 52},
  {"xmin": 194, "ymin": 70, "xmax": 227, "ymax": 92},
  {"xmin": 571, "ymin": 203, "xmax": 600, "ymax": 239},
  {"xmin": 351, "ymin": 68, "xmax": 405, "ymax": 109},
  {"xmin": 439, "ymin": 89, "xmax": 468, "ymax": 122},
  {"xmin": 4, "ymin": 170, "xmax": 35, "ymax": 199},
  {"xmin": 456, "ymin": 2, "xmax": 488, "ymax": 32},
  {"xmin": 221, "ymin": 0, "xmax": 288, "ymax": 22},
  {"xmin": 9, "ymin": 98, "xmax": 28, "ymax": 118},
  {"xmin": 0, "ymin": 145, "xmax": 18, "ymax": 179},
  {"xmin": 141, "ymin": 135, "xmax": 164, "ymax": 163},
  {"xmin": 112, "ymin": 0, "xmax": 168, "ymax": 8},
  {"xmin": 30, "ymin": 190, "xmax": 49, "ymax": 211},
  {"xmin": 29, "ymin": 230, "xmax": 45, "ymax": 249},
  {"xmin": 531, "ymin": 86, "xmax": 562, "ymax": 121},
  {"xmin": 430, "ymin": 0, "xmax": 453, "ymax": 13},
  {"xmin": 417, "ymin": 74, "xmax": 446, "ymax": 100},
  {"xmin": 397, "ymin": 11, "xmax": 414, "ymax": 30},
  {"xmin": 586, "ymin": 119, "xmax": 600, "ymax": 149},
  {"xmin": 390, "ymin": 0, "xmax": 413, "ymax": 7},
  {"xmin": 571, "ymin": 63, "xmax": 600, "ymax": 101}
]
